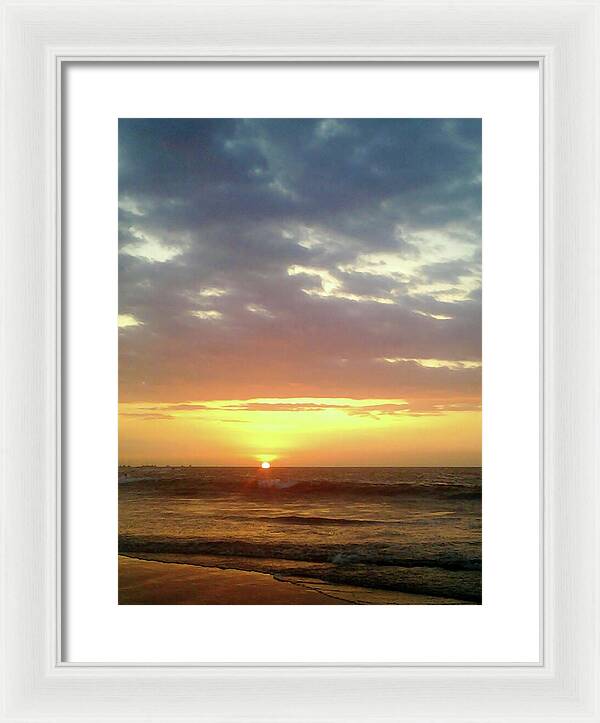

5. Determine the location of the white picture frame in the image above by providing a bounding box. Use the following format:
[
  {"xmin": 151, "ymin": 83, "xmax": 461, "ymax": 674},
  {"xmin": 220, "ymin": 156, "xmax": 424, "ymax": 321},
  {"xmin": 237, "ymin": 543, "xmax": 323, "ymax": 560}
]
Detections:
[{"xmin": 1, "ymin": 0, "xmax": 598, "ymax": 720}]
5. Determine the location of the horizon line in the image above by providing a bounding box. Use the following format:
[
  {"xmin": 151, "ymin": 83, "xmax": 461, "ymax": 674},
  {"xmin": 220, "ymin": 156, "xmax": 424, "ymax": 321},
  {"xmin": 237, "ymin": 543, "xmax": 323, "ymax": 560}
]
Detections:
[{"xmin": 118, "ymin": 463, "xmax": 483, "ymax": 469}]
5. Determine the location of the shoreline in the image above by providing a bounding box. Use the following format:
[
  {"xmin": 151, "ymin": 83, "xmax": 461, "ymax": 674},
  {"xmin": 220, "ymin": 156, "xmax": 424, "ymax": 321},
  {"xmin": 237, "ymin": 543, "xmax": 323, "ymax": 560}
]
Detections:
[
  {"xmin": 119, "ymin": 555, "xmax": 348, "ymax": 605},
  {"xmin": 119, "ymin": 554, "xmax": 468, "ymax": 605}
]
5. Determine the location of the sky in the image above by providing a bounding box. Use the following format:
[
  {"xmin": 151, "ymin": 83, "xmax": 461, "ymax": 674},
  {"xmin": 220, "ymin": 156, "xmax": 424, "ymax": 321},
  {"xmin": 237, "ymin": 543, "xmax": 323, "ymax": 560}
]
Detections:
[{"xmin": 118, "ymin": 119, "xmax": 481, "ymax": 466}]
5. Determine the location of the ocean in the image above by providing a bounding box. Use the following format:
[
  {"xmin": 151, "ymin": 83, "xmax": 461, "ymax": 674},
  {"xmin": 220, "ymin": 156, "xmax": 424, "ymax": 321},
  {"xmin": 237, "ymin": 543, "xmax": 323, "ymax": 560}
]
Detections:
[{"xmin": 118, "ymin": 466, "xmax": 482, "ymax": 604}]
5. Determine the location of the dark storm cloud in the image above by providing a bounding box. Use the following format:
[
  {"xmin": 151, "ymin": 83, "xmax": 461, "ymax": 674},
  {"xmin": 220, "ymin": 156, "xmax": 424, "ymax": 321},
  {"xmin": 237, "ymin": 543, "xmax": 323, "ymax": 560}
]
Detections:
[{"xmin": 118, "ymin": 118, "xmax": 481, "ymax": 405}]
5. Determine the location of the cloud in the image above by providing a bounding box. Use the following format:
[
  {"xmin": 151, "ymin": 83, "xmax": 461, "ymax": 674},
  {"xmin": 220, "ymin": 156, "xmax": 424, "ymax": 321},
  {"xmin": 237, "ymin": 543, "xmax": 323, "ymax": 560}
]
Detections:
[
  {"xmin": 380, "ymin": 358, "xmax": 481, "ymax": 371},
  {"xmin": 121, "ymin": 396, "xmax": 482, "ymax": 422},
  {"xmin": 118, "ymin": 119, "xmax": 481, "ymax": 408},
  {"xmin": 118, "ymin": 313, "xmax": 143, "ymax": 329},
  {"xmin": 148, "ymin": 403, "xmax": 210, "ymax": 411},
  {"xmin": 190, "ymin": 310, "xmax": 223, "ymax": 320},
  {"xmin": 120, "ymin": 412, "xmax": 174, "ymax": 421},
  {"xmin": 120, "ymin": 227, "xmax": 185, "ymax": 263}
]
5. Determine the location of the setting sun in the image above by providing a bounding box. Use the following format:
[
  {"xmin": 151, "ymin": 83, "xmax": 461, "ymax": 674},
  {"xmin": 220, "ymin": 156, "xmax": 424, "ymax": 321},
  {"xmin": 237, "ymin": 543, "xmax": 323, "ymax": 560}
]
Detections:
[{"xmin": 260, "ymin": 462, "xmax": 271, "ymax": 470}]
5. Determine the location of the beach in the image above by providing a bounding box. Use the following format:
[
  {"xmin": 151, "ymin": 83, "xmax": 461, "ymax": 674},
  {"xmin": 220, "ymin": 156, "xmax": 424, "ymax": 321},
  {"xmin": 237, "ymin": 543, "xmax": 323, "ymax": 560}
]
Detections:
[
  {"xmin": 118, "ymin": 555, "xmax": 344, "ymax": 604},
  {"xmin": 119, "ymin": 554, "xmax": 470, "ymax": 605}
]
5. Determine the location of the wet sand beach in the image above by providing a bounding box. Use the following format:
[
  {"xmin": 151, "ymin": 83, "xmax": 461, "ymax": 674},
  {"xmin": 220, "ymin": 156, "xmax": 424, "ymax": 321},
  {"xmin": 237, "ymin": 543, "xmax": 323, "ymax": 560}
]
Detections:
[
  {"xmin": 119, "ymin": 555, "xmax": 468, "ymax": 605},
  {"xmin": 119, "ymin": 555, "xmax": 347, "ymax": 604}
]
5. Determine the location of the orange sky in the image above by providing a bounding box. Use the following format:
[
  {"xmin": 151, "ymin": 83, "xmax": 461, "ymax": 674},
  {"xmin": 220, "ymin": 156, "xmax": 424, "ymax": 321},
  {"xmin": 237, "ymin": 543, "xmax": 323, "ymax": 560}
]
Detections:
[{"xmin": 119, "ymin": 396, "xmax": 481, "ymax": 467}]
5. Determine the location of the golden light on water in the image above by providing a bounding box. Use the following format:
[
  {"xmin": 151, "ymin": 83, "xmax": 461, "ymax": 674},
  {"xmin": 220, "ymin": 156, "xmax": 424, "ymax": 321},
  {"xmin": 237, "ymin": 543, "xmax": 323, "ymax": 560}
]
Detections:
[{"xmin": 260, "ymin": 462, "xmax": 271, "ymax": 469}]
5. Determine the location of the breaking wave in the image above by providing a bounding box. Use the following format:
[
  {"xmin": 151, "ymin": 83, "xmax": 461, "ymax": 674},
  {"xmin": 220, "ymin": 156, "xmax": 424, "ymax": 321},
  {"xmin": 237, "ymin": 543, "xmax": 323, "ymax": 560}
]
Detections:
[{"xmin": 119, "ymin": 534, "xmax": 481, "ymax": 572}]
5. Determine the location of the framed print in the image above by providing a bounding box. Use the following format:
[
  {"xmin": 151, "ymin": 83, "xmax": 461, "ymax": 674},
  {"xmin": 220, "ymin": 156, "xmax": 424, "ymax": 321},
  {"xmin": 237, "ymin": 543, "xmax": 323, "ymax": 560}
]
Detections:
[{"xmin": 1, "ymin": 1, "xmax": 599, "ymax": 722}]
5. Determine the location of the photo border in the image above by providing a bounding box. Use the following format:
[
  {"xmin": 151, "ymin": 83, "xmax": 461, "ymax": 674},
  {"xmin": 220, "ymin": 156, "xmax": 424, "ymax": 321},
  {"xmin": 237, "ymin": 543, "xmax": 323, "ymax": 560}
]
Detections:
[{"xmin": 61, "ymin": 61, "xmax": 538, "ymax": 665}]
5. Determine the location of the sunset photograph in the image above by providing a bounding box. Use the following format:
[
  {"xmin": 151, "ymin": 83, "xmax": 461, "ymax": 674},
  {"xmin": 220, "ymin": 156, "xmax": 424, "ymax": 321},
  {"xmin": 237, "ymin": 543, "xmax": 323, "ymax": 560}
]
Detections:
[{"xmin": 118, "ymin": 118, "xmax": 482, "ymax": 604}]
